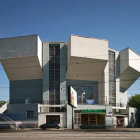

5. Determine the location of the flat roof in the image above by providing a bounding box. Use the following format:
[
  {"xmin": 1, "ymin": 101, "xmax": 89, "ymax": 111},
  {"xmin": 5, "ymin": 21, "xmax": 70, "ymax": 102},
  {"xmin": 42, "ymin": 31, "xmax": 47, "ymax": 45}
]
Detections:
[
  {"xmin": 71, "ymin": 34, "xmax": 108, "ymax": 41},
  {"xmin": 43, "ymin": 41, "xmax": 66, "ymax": 43},
  {"xmin": 120, "ymin": 47, "xmax": 140, "ymax": 57},
  {"xmin": 0, "ymin": 34, "xmax": 38, "ymax": 40}
]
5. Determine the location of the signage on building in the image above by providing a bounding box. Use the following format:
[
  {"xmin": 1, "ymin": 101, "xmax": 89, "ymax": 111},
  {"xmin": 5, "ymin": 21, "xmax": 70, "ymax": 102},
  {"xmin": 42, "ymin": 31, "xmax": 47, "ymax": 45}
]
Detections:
[
  {"xmin": 106, "ymin": 112, "xmax": 112, "ymax": 117},
  {"xmin": 68, "ymin": 86, "xmax": 77, "ymax": 108},
  {"xmin": 82, "ymin": 109, "xmax": 106, "ymax": 114},
  {"xmin": 86, "ymin": 99, "xmax": 94, "ymax": 104}
]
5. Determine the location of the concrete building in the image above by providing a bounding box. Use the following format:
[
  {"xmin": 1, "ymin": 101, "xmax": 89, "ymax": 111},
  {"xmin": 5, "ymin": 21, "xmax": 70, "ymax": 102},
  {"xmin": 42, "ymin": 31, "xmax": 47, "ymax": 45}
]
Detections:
[{"xmin": 0, "ymin": 34, "xmax": 140, "ymax": 128}]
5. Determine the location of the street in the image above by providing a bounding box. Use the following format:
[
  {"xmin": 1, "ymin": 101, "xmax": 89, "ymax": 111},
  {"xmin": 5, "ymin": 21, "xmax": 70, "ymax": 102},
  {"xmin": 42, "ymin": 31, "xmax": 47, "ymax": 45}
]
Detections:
[{"xmin": 0, "ymin": 128, "xmax": 140, "ymax": 140}]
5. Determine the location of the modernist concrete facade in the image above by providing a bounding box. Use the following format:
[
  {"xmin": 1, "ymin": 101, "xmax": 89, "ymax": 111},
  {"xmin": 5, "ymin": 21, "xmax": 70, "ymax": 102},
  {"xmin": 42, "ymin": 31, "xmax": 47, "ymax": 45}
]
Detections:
[{"xmin": 0, "ymin": 34, "xmax": 140, "ymax": 128}]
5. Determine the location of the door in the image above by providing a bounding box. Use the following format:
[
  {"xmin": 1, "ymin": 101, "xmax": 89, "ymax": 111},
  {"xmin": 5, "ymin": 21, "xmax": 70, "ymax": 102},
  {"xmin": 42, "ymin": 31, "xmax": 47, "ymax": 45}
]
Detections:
[
  {"xmin": 116, "ymin": 117, "xmax": 124, "ymax": 127},
  {"xmin": 46, "ymin": 115, "xmax": 60, "ymax": 123}
]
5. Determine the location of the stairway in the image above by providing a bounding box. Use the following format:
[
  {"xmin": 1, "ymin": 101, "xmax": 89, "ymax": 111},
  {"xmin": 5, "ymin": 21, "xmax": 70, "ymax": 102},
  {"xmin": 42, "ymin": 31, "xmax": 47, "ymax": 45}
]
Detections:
[
  {"xmin": 0, "ymin": 103, "xmax": 17, "ymax": 129},
  {"xmin": 0, "ymin": 113, "xmax": 17, "ymax": 129}
]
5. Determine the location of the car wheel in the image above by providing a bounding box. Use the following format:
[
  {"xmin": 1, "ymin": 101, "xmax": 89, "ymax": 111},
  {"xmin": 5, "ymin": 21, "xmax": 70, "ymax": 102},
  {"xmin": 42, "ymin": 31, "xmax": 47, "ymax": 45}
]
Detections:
[
  {"xmin": 42, "ymin": 126, "xmax": 46, "ymax": 130},
  {"xmin": 56, "ymin": 126, "xmax": 60, "ymax": 129}
]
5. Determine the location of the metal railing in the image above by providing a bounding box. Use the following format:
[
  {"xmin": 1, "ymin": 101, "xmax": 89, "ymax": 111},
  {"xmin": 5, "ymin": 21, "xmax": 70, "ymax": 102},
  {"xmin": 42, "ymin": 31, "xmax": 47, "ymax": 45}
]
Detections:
[
  {"xmin": 42, "ymin": 100, "xmax": 67, "ymax": 105},
  {"xmin": 9, "ymin": 99, "xmax": 68, "ymax": 105},
  {"xmin": 111, "ymin": 102, "xmax": 126, "ymax": 107},
  {"xmin": 0, "ymin": 113, "xmax": 16, "ymax": 129}
]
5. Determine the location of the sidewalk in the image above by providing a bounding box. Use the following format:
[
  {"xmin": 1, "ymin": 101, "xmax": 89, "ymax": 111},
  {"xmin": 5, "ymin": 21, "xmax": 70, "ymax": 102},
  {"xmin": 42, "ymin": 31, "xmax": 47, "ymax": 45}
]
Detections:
[
  {"xmin": 106, "ymin": 127, "xmax": 140, "ymax": 132},
  {"xmin": 0, "ymin": 127, "xmax": 140, "ymax": 132}
]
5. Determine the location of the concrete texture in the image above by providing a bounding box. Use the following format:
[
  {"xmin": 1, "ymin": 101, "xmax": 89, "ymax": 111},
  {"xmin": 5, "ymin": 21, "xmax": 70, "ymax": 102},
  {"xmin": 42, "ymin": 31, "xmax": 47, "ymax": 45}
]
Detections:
[
  {"xmin": 10, "ymin": 79, "xmax": 43, "ymax": 104},
  {"xmin": 120, "ymin": 48, "xmax": 140, "ymax": 89},
  {"xmin": 0, "ymin": 35, "xmax": 43, "ymax": 80},
  {"xmin": 66, "ymin": 35, "xmax": 108, "ymax": 81},
  {"xmin": 42, "ymin": 42, "xmax": 49, "ymax": 103}
]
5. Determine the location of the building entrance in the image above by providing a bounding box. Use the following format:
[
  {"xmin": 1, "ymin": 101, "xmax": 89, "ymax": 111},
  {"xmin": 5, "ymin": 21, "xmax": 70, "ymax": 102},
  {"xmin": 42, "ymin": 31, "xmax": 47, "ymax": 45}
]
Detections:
[
  {"xmin": 74, "ymin": 110, "xmax": 106, "ymax": 128},
  {"xmin": 116, "ymin": 116, "xmax": 124, "ymax": 127},
  {"xmin": 46, "ymin": 115, "xmax": 60, "ymax": 123},
  {"xmin": 81, "ymin": 114, "xmax": 105, "ymax": 126}
]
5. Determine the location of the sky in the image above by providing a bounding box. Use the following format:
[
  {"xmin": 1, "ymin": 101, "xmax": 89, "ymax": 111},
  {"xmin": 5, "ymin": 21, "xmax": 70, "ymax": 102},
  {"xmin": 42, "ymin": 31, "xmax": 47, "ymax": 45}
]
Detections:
[{"xmin": 0, "ymin": 0, "xmax": 140, "ymax": 100}]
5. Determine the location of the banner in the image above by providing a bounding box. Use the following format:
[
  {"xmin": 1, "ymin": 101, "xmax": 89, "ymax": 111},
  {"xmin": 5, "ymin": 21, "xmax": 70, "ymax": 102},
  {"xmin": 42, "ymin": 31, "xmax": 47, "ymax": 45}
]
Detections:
[
  {"xmin": 68, "ymin": 86, "xmax": 77, "ymax": 108},
  {"xmin": 86, "ymin": 99, "xmax": 94, "ymax": 104}
]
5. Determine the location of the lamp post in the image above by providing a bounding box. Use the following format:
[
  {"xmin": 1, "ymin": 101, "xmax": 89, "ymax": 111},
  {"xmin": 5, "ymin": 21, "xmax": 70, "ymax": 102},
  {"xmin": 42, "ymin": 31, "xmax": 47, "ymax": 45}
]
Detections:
[{"xmin": 72, "ymin": 106, "xmax": 74, "ymax": 129}]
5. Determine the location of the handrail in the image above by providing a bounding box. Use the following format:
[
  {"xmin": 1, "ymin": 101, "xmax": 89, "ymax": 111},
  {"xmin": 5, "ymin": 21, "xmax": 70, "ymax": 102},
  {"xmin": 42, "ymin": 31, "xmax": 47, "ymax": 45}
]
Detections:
[
  {"xmin": 0, "ymin": 113, "xmax": 15, "ymax": 123},
  {"xmin": 0, "ymin": 113, "xmax": 16, "ymax": 128},
  {"xmin": 9, "ymin": 100, "xmax": 68, "ymax": 105}
]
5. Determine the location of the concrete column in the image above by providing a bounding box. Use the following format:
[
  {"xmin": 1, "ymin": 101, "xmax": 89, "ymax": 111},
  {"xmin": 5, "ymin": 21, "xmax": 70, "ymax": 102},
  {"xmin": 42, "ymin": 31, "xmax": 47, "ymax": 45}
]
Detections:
[
  {"xmin": 60, "ymin": 43, "xmax": 67, "ymax": 103},
  {"xmin": 42, "ymin": 43, "xmax": 49, "ymax": 103},
  {"xmin": 66, "ymin": 104, "xmax": 72, "ymax": 128}
]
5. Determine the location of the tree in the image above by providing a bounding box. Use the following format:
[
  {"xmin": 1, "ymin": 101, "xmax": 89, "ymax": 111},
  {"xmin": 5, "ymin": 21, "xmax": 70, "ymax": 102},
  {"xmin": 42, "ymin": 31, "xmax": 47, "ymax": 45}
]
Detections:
[
  {"xmin": 0, "ymin": 101, "xmax": 6, "ymax": 108},
  {"xmin": 128, "ymin": 94, "xmax": 140, "ymax": 109}
]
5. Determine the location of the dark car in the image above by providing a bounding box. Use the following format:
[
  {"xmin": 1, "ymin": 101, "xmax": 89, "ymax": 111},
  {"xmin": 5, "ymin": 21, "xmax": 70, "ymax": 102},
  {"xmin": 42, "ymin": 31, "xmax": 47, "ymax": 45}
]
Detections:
[{"xmin": 39, "ymin": 122, "xmax": 60, "ymax": 129}]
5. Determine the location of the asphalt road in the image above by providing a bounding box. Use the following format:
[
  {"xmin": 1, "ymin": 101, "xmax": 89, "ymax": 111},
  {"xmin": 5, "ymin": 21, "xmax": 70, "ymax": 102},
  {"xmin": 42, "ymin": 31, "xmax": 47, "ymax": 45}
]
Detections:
[{"xmin": 0, "ymin": 129, "xmax": 140, "ymax": 140}]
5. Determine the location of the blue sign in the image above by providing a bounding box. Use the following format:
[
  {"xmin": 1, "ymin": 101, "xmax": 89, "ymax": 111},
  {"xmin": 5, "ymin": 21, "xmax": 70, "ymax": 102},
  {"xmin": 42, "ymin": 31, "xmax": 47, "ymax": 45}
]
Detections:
[{"xmin": 86, "ymin": 99, "xmax": 94, "ymax": 104}]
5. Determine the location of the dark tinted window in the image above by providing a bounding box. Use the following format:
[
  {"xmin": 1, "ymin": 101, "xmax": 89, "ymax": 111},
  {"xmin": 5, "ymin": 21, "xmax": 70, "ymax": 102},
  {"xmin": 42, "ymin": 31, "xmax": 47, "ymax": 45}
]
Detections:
[{"xmin": 49, "ymin": 44, "xmax": 60, "ymax": 105}]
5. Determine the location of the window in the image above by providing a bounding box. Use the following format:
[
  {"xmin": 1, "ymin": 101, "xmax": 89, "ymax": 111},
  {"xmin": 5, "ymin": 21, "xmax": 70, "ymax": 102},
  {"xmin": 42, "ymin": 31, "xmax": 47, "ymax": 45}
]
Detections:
[
  {"xmin": 109, "ymin": 51, "xmax": 116, "ymax": 105},
  {"xmin": 25, "ymin": 98, "xmax": 31, "ymax": 104},
  {"xmin": 49, "ymin": 44, "xmax": 60, "ymax": 105},
  {"xmin": 27, "ymin": 111, "xmax": 34, "ymax": 119},
  {"xmin": 40, "ymin": 107, "xmax": 66, "ymax": 113},
  {"xmin": 67, "ymin": 80, "xmax": 98, "ymax": 105},
  {"xmin": 74, "ymin": 110, "xmax": 81, "ymax": 125}
]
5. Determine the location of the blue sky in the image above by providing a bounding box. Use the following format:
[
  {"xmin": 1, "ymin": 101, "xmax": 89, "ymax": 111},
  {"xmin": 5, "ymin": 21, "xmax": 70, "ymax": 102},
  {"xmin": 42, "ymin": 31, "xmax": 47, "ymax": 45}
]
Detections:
[{"xmin": 0, "ymin": 0, "xmax": 140, "ymax": 100}]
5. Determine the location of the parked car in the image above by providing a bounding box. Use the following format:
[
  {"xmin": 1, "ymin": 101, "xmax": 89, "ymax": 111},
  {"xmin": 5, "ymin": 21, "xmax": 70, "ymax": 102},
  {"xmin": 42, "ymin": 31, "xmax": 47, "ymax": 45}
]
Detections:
[{"xmin": 39, "ymin": 122, "xmax": 60, "ymax": 129}]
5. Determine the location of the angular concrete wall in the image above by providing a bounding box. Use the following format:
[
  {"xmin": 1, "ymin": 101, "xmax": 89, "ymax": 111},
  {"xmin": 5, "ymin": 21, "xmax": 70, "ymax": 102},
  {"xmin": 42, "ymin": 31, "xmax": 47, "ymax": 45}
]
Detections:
[
  {"xmin": 120, "ymin": 48, "xmax": 140, "ymax": 89},
  {"xmin": 0, "ymin": 35, "xmax": 43, "ymax": 80},
  {"xmin": 66, "ymin": 35, "xmax": 108, "ymax": 81},
  {"xmin": 70, "ymin": 35, "xmax": 108, "ymax": 60}
]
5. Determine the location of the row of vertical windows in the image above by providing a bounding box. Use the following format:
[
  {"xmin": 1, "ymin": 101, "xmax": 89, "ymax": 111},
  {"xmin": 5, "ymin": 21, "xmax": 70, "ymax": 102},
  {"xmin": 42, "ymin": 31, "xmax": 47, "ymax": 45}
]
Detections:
[
  {"xmin": 49, "ymin": 44, "xmax": 60, "ymax": 105},
  {"xmin": 27, "ymin": 110, "xmax": 34, "ymax": 119},
  {"xmin": 109, "ymin": 51, "xmax": 116, "ymax": 105}
]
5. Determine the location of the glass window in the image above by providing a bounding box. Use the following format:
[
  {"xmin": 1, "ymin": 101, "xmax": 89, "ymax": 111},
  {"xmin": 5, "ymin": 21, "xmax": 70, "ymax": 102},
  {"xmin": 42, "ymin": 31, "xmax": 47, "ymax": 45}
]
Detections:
[
  {"xmin": 109, "ymin": 51, "xmax": 116, "ymax": 105},
  {"xmin": 27, "ymin": 111, "xmax": 34, "ymax": 119},
  {"xmin": 25, "ymin": 98, "xmax": 31, "ymax": 104},
  {"xmin": 67, "ymin": 80, "xmax": 98, "ymax": 105},
  {"xmin": 49, "ymin": 44, "xmax": 60, "ymax": 105}
]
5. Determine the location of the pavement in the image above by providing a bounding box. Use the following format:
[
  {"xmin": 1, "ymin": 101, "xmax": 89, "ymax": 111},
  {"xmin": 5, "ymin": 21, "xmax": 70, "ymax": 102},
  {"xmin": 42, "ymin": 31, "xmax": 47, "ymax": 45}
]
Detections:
[
  {"xmin": 0, "ymin": 128, "xmax": 140, "ymax": 140},
  {"xmin": 1, "ymin": 127, "xmax": 140, "ymax": 132}
]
